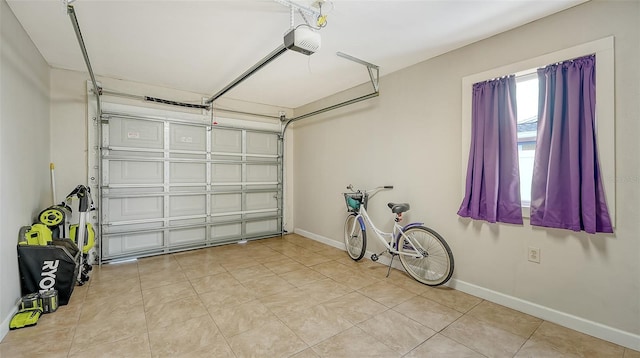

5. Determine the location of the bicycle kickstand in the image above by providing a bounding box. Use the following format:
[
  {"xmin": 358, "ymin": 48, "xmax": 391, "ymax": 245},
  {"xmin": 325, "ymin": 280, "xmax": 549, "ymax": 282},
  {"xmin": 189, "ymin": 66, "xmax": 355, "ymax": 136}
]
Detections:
[{"xmin": 385, "ymin": 254, "xmax": 397, "ymax": 278}]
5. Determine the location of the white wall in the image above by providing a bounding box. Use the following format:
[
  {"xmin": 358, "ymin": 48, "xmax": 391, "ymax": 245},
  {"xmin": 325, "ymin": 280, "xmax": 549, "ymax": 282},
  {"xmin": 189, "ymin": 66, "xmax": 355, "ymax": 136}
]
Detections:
[
  {"xmin": 0, "ymin": 0, "xmax": 51, "ymax": 340},
  {"xmin": 292, "ymin": 0, "xmax": 639, "ymax": 349}
]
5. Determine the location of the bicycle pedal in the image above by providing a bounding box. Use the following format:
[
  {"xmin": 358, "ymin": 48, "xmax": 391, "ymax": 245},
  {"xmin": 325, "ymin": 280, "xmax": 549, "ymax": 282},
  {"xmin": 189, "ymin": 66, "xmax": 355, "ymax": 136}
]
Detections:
[{"xmin": 371, "ymin": 254, "xmax": 379, "ymax": 262}]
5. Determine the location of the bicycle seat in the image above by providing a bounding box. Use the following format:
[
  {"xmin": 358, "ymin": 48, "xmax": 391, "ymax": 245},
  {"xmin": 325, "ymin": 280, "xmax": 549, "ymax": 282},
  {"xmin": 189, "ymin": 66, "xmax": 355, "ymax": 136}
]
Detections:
[{"xmin": 387, "ymin": 203, "xmax": 410, "ymax": 214}]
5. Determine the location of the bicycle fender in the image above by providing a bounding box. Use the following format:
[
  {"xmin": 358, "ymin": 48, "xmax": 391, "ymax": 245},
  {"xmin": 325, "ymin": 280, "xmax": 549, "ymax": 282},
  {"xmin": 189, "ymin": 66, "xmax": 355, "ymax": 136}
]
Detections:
[
  {"xmin": 402, "ymin": 222, "xmax": 424, "ymax": 231},
  {"xmin": 357, "ymin": 216, "xmax": 366, "ymax": 231},
  {"xmin": 395, "ymin": 222, "xmax": 424, "ymax": 241}
]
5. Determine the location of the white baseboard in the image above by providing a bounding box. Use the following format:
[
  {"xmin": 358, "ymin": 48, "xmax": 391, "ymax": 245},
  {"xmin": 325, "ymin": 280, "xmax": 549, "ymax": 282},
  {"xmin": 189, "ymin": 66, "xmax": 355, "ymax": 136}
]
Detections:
[
  {"xmin": 294, "ymin": 228, "xmax": 345, "ymax": 250},
  {"xmin": 1, "ymin": 305, "xmax": 19, "ymax": 342},
  {"xmin": 449, "ymin": 280, "xmax": 640, "ymax": 351},
  {"xmin": 294, "ymin": 228, "xmax": 640, "ymax": 351}
]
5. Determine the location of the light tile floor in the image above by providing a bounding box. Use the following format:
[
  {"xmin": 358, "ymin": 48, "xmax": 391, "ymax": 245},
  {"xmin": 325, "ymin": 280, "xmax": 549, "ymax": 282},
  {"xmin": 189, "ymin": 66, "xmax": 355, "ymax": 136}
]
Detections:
[{"xmin": 2, "ymin": 234, "xmax": 638, "ymax": 358}]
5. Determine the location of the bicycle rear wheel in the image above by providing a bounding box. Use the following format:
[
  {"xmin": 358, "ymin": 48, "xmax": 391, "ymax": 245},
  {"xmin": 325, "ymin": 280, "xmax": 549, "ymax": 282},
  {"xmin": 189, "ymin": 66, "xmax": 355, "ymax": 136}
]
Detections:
[
  {"xmin": 398, "ymin": 226, "xmax": 453, "ymax": 286},
  {"xmin": 344, "ymin": 213, "xmax": 366, "ymax": 261}
]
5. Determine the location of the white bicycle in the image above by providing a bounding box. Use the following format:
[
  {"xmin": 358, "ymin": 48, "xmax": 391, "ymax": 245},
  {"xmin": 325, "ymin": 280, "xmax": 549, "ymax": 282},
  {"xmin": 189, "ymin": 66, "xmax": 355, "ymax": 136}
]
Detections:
[{"xmin": 343, "ymin": 185, "xmax": 454, "ymax": 286}]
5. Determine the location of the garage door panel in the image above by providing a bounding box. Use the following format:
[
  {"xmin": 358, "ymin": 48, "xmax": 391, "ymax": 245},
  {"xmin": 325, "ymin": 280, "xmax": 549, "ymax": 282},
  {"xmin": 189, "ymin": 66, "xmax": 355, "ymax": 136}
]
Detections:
[
  {"xmin": 103, "ymin": 236, "xmax": 124, "ymax": 257},
  {"xmin": 246, "ymin": 219, "xmax": 278, "ymax": 235},
  {"xmin": 170, "ymin": 162, "xmax": 206, "ymax": 183},
  {"xmin": 212, "ymin": 164, "xmax": 242, "ymax": 182},
  {"xmin": 211, "ymin": 223, "xmax": 241, "ymax": 240},
  {"xmin": 212, "ymin": 193, "xmax": 241, "ymax": 213},
  {"xmin": 104, "ymin": 231, "xmax": 163, "ymax": 256},
  {"xmin": 123, "ymin": 232, "xmax": 163, "ymax": 251},
  {"xmin": 246, "ymin": 192, "xmax": 277, "ymax": 211},
  {"xmin": 169, "ymin": 227, "xmax": 206, "ymax": 245},
  {"xmin": 99, "ymin": 109, "xmax": 282, "ymax": 262},
  {"xmin": 212, "ymin": 128, "xmax": 242, "ymax": 153},
  {"xmin": 109, "ymin": 196, "xmax": 163, "ymax": 221},
  {"xmin": 110, "ymin": 161, "xmax": 163, "ymax": 185},
  {"xmin": 170, "ymin": 195, "xmax": 206, "ymax": 217},
  {"xmin": 110, "ymin": 118, "xmax": 164, "ymax": 149},
  {"xmin": 170, "ymin": 124, "xmax": 206, "ymax": 151},
  {"xmin": 246, "ymin": 164, "xmax": 277, "ymax": 182},
  {"xmin": 246, "ymin": 132, "xmax": 278, "ymax": 155}
]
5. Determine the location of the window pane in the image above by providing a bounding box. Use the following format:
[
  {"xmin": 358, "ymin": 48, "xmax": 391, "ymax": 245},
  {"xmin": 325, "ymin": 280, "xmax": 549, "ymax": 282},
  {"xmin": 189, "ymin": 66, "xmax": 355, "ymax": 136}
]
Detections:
[
  {"xmin": 518, "ymin": 142, "xmax": 535, "ymax": 206},
  {"xmin": 516, "ymin": 75, "xmax": 538, "ymax": 207},
  {"xmin": 516, "ymin": 76, "xmax": 538, "ymax": 123}
]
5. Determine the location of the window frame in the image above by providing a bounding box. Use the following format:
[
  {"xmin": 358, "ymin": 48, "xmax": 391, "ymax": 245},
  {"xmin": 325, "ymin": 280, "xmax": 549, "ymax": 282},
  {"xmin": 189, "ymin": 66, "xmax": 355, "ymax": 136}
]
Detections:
[{"xmin": 460, "ymin": 37, "xmax": 615, "ymax": 223}]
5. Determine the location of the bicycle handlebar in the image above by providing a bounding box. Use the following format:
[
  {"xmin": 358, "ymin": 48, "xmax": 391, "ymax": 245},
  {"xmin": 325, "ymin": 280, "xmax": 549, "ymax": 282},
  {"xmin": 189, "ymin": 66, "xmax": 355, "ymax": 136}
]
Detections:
[{"xmin": 345, "ymin": 184, "xmax": 393, "ymax": 196}]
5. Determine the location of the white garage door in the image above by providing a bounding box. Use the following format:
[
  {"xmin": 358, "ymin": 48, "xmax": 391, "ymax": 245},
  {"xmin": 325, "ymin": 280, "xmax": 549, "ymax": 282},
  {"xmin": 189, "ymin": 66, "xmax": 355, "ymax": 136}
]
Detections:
[{"xmin": 97, "ymin": 110, "xmax": 282, "ymax": 262}]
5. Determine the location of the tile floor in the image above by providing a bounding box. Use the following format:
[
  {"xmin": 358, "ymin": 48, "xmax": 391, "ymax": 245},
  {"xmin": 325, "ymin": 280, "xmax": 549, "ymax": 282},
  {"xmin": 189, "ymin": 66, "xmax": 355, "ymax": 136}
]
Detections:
[{"xmin": 1, "ymin": 234, "xmax": 638, "ymax": 358}]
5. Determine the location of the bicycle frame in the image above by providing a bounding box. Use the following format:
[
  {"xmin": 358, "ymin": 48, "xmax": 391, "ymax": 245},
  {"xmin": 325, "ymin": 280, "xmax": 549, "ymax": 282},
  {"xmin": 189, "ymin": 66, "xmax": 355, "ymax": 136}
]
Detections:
[{"xmin": 347, "ymin": 195, "xmax": 426, "ymax": 259}]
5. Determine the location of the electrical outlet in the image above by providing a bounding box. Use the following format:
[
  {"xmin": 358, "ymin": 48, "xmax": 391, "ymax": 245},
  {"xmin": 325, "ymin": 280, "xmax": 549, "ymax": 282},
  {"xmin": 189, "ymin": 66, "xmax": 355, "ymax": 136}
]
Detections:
[{"xmin": 528, "ymin": 247, "xmax": 540, "ymax": 263}]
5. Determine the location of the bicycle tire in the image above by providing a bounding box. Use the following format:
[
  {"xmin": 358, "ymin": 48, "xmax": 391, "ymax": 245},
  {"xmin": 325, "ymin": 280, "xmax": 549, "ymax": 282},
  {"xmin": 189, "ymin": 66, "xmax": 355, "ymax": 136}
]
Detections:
[
  {"xmin": 344, "ymin": 213, "xmax": 366, "ymax": 261},
  {"xmin": 397, "ymin": 226, "xmax": 454, "ymax": 286}
]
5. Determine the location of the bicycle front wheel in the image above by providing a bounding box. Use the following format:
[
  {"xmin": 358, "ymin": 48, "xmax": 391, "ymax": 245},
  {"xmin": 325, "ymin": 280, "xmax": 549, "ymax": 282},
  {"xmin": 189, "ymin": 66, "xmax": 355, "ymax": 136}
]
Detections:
[
  {"xmin": 398, "ymin": 226, "xmax": 453, "ymax": 286},
  {"xmin": 344, "ymin": 213, "xmax": 366, "ymax": 261}
]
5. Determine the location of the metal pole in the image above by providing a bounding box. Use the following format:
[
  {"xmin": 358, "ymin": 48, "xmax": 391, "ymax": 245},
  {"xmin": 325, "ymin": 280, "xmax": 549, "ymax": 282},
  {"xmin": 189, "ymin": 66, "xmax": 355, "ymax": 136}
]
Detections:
[
  {"xmin": 282, "ymin": 91, "xmax": 379, "ymax": 135},
  {"xmin": 67, "ymin": 4, "xmax": 103, "ymax": 265},
  {"xmin": 278, "ymin": 115, "xmax": 286, "ymax": 237},
  {"xmin": 67, "ymin": 5, "xmax": 101, "ymax": 115},
  {"xmin": 205, "ymin": 44, "xmax": 288, "ymax": 104},
  {"xmin": 337, "ymin": 51, "xmax": 380, "ymax": 92},
  {"xmin": 212, "ymin": 107, "xmax": 282, "ymax": 120}
]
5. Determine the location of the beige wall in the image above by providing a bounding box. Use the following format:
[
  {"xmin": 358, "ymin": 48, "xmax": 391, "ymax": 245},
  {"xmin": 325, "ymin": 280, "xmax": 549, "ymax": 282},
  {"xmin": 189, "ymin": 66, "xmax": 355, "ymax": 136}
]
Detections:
[
  {"xmin": 292, "ymin": 0, "xmax": 639, "ymax": 346},
  {"xmin": 0, "ymin": 0, "xmax": 51, "ymax": 338}
]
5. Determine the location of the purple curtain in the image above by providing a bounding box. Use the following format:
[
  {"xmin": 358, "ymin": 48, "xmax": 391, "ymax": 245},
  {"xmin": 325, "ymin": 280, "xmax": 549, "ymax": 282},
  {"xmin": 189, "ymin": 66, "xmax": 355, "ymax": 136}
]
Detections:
[
  {"xmin": 530, "ymin": 54, "xmax": 613, "ymax": 234},
  {"xmin": 458, "ymin": 76, "xmax": 523, "ymax": 224}
]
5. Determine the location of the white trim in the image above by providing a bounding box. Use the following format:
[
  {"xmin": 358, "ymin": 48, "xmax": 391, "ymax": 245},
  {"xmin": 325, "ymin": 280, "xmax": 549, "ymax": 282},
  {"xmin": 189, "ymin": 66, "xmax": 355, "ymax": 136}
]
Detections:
[
  {"xmin": 449, "ymin": 279, "xmax": 640, "ymax": 351},
  {"xmin": 101, "ymin": 101, "xmax": 282, "ymax": 132},
  {"xmin": 294, "ymin": 228, "xmax": 639, "ymax": 351},
  {"xmin": 294, "ymin": 228, "xmax": 344, "ymax": 250},
  {"xmin": 0, "ymin": 305, "xmax": 19, "ymax": 341},
  {"xmin": 461, "ymin": 36, "xmax": 616, "ymax": 225}
]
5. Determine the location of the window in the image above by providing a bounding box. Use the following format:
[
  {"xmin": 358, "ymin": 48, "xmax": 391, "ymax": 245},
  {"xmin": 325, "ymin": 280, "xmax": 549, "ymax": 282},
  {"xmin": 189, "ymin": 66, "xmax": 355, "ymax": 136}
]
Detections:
[
  {"xmin": 515, "ymin": 73, "xmax": 538, "ymax": 207},
  {"xmin": 460, "ymin": 37, "xmax": 615, "ymax": 223}
]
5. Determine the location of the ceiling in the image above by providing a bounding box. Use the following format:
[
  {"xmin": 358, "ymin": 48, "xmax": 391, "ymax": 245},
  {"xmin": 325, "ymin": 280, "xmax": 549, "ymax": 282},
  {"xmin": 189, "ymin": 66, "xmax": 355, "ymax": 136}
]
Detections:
[{"xmin": 8, "ymin": 0, "xmax": 584, "ymax": 109}]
